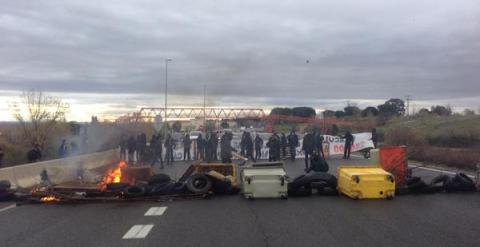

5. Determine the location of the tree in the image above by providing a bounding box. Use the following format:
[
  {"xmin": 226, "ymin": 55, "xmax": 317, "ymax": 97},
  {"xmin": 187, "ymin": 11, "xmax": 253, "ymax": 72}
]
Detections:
[
  {"xmin": 335, "ymin": 110, "xmax": 346, "ymax": 118},
  {"xmin": 344, "ymin": 105, "xmax": 361, "ymax": 117},
  {"xmin": 270, "ymin": 107, "xmax": 292, "ymax": 116},
  {"xmin": 431, "ymin": 105, "xmax": 452, "ymax": 116},
  {"xmin": 322, "ymin": 110, "xmax": 336, "ymax": 118},
  {"xmin": 417, "ymin": 108, "xmax": 431, "ymax": 117},
  {"xmin": 172, "ymin": 121, "xmax": 182, "ymax": 132},
  {"xmin": 292, "ymin": 107, "xmax": 316, "ymax": 118},
  {"xmin": 10, "ymin": 90, "xmax": 69, "ymax": 148},
  {"xmin": 361, "ymin": 106, "xmax": 379, "ymax": 117},
  {"xmin": 378, "ymin": 98, "xmax": 405, "ymax": 117},
  {"xmin": 463, "ymin": 108, "xmax": 475, "ymax": 116}
]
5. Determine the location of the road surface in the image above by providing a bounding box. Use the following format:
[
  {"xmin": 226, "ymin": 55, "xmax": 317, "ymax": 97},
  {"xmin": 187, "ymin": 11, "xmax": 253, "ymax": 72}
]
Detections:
[{"xmin": 0, "ymin": 155, "xmax": 479, "ymax": 247}]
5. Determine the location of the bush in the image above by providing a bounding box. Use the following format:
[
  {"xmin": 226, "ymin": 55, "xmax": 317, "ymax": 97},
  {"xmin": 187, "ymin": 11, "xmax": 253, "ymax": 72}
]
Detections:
[
  {"xmin": 408, "ymin": 146, "xmax": 480, "ymax": 170},
  {"xmin": 384, "ymin": 127, "xmax": 426, "ymax": 146}
]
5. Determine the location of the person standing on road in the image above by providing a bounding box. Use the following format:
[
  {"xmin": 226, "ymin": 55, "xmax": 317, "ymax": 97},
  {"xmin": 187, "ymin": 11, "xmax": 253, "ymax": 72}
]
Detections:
[
  {"xmin": 254, "ymin": 134, "xmax": 263, "ymax": 161},
  {"xmin": 314, "ymin": 132, "xmax": 325, "ymax": 158},
  {"xmin": 27, "ymin": 144, "xmax": 42, "ymax": 163},
  {"xmin": 302, "ymin": 131, "xmax": 315, "ymax": 170},
  {"xmin": 371, "ymin": 128, "xmax": 378, "ymax": 148},
  {"xmin": 119, "ymin": 135, "xmax": 127, "ymax": 160},
  {"xmin": 137, "ymin": 133, "xmax": 147, "ymax": 162},
  {"xmin": 343, "ymin": 131, "xmax": 355, "ymax": 160},
  {"xmin": 287, "ymin": 131, "xmax": 299, "ymax": 161},
  {"xmin": 213, "ymin": 131, "xmax": 219, "ymax": 161},
  {"xmin": 280, "ymin": 133, "xmax": 287, "ymax": 159},
  {"xmin": 58, "ymin": 139, "xmax": 68, "ymax": 158},
  {"xmin": 220, "ymin": 132, "xmax": 236, "ymax": 163},
  {"xmin": 196, "ymin": 133, "xmax": 205, "ymax": 160},
  {"xmin": 164, "ymin": 134, "xmax": 175, "ymax": 165},
  {"xmin": 127, "ymin": 135, "xmax": 136, "ymax": 163},
  {"xmin": 240, "ymin": 131, "xmax": 247, "ymax": 156},
  {"xmin": 267, "ymin": 133, "xmax": 280, "ymax": 162},
  {"xmin": 150, "ymin": 134, "xmax": 164, "ymax": 168},
  {"xmin": 0, "ymin": 146, "xmax": 4, "ymax": 167},
  {"xmin": 244, "ymin": 132, "xmax": 255, "ymax": 162},
  {"xmin": 183, "ymin": 133, "xmax": 192, "ymax": 161}
]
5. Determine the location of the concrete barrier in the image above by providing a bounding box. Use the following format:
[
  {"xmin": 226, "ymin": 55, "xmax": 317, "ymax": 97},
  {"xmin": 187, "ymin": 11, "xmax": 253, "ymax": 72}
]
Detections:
[{"xmin": 0, "ymin": 149, "xmax": 120, "ymax": 188}]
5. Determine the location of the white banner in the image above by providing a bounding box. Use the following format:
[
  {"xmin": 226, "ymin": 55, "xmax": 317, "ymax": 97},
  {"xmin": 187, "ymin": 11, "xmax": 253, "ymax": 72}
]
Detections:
[{"xmin": 169, "ymin": 132, "xmax": 374, "ymax": 160}]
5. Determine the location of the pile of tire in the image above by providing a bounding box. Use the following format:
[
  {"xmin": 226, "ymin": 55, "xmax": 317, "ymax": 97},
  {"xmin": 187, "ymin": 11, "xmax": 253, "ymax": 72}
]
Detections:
[
  {"xmin": 396, "ymin": 173, "xmax": 477, "ymax": 195},
  {"xmin": 0, "ymin": 180, "xmax": 14, "ymax": 201},
  {"xmin": 288, "ymin": 172, "xmax": 337, "ymax": 197}
]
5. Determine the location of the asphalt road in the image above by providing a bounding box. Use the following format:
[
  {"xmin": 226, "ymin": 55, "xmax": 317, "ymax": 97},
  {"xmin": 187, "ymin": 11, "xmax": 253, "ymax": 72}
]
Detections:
[{"xmin": 0, "ymin": 155, "xmax": 479, "ymax": 247}]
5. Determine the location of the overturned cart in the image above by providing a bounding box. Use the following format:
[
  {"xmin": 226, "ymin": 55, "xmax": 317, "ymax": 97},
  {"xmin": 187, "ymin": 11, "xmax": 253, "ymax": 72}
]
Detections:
[{"xmin": 25, "ymin": 160, "xmax": 239, "ymax": 203}]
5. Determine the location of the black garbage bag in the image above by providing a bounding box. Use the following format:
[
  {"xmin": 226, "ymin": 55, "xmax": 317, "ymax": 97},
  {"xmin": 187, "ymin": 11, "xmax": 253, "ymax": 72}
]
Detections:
[
  {"xmin": 288, "ymin": 172, "xmax": 337, "ymax": 197},
  {"xmin": 406, "ymin": 177, "xmax": 437, "ymax": 194},
  {"xmin": 430, "ymin": 175, "xmax": 451, "ymax": 192},
  {"xmin": 445, "ymin": 173, "xmax": 476, "ymax": 192},
  {"xmin": 148, "ymin": 174, "xmax": 171, "ymax": 186},
  {"xmin": 149, "ymin": 182, "xmax": 186, "ymax": 195}
]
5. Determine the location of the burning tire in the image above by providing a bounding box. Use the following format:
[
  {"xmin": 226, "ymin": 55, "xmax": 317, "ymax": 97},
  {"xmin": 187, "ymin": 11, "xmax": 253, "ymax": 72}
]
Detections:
[{"xmin": 186, "ymin": 174, "xmax": 212, "ymax": 194}]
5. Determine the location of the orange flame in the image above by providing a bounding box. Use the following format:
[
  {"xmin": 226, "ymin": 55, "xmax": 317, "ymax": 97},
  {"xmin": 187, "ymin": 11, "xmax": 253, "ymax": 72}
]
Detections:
[
  {"xmin": 99, "ymin": 160, "xmax": 127, "ymax": 191},
  {"xmin": 40, "ymin": 196, "xmax": 59, "ymax": 203}
]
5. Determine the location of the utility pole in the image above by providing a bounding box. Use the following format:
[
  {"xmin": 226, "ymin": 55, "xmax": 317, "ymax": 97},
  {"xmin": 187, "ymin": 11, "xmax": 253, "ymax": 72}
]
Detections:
[
  {"xmin": 203, "ymin": 84, "xmax": 206, "ymax": 132},
  {"xmin": 164, "ymin": 58, "xmax": 172, "ymax": 137}
]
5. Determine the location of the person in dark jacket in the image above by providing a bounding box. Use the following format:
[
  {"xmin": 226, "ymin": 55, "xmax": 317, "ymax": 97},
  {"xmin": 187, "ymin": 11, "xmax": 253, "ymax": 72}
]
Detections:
[
  {"xmin": 254, "ymin": 134, "xmax": 263, "ymax": 160},
  {"xmin": 314, "ymin": 132, "xmax": 325, "ymax": 158},
  {"xmin": 0, "ymin": 146, "xmax": 4, "ymax": 167},
  {"xmin": 302, "ymin": 131, "xmax": 315, "ymax": 170},
  {"xmin": 164, "ymin": 134, "xmax": 175, "ymax": 165},
  {"xmin": 196, "ymin": 133, "xmax": 205, "ymax": 160},
  {"xmin": 280, "ymin": 133, "xmax": 287, "ymax": 159},
  {"xmin": 137, "ymin": 133, "xmax": 147, "ymax": 162},
  {"xmin": 58, "ymin": 139, "xmax": 67, "ymax": 158},
  {"xmin": 27, "ymin": 144, "xmax": 42, "ymax": 163},
  {"xmin": 343, "ymin": 131, "xmax": 355, "ymax": 159},
  {"xmin": 213, "ymin": 131, "xmax": 219, "ymax": 160},
  {"xmin": 371, "ymin": 128, "xmax": 378, "ymax": 148},
  {"xmin": 150, "ymin": 134, "xmax": 164, "ymax": 168},
  {"xmin": 119, "ymin": 135, "xmax": 127, "ymax": 160},
  {"xmin": 307, "ymin": 152, "xmax": 329, "ymax": 173},
  {"xmin": 287, "ymin": 131, "xmax": 299, "ymax": 161},
  {"xmin": 127, "ymin": 135, "xmax": 136, "ymax": 163},
  {"xmin": 220, "ymin": 132, "xmax": 236, "ymax": 163},
  {"xmin": 244, "ymin": 132, "xmax": 255, "ymax": 162},
  {"xmin": 240, "ymin": 131, "xmax": 247, "ymax": 156},
  {"xmin": 267, "ymin": 133, "xmax": 280, "ymax": 162},
  {"xmin": 183, "ymin": 134, "xmax": 192, "ymax": 161}
]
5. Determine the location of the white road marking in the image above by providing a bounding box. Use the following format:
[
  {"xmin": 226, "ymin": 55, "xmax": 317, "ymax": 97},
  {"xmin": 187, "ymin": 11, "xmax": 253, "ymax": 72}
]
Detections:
[
  {"xmin": 145, "ymin": 206, "xmax": 167, "ymax": 216},
  {"xmin": 0, "ymin": 204, "xmax": 16, "ymax": 213},
  {"xmin": 122, "ymin": 224, "xmax": 154, "ymax": 239}
]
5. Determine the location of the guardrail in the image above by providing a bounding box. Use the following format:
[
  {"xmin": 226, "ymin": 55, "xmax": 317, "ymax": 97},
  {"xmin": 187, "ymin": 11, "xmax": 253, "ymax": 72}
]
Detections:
[{"xmin": 0, "ymin": 149, "xmax": 120, "ymax": 188}]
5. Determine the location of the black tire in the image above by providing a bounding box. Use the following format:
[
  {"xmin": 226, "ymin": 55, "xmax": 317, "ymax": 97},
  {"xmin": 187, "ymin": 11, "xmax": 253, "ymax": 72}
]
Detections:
[
  {"xmin": 395, "ymin": 186, "xmax": 409, "ymax": 195},
  {"xmin": 106, "ymin": 182, "xmax": 130, "ymax": 193},
  {"xmin": 186, "ymin": 174, "xmax": 212, "ymax": 194},
  {"xmin": 430, "ymin": 175, "xmax": 450, "ymax": 192},
  {"xmin": 124, "ymin": 185, "xmax": 146, "ymax": 197},
  {"xmin": 290, "ymin": 183, "xmax": 312, "ymax": 197},
  {"xmin": 148, "ymin": 174, "xmax": 171, "ymax": 186},
  {"xmin": 363, "ymin": 151, "xmax": 371, "ymax": 159}
]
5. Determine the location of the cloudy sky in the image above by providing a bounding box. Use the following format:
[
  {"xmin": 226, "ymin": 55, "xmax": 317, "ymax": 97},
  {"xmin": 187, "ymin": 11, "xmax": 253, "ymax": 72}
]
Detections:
[{"xmin": 1, "ymin": 0, "xmax": 479, "ymax": 121}]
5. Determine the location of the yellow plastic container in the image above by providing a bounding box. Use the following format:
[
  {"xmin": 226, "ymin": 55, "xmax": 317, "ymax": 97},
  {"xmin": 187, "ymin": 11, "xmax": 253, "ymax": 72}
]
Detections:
[{"xmin": 337, "ymin": 166, "xmax": 395, "ymax": 199}]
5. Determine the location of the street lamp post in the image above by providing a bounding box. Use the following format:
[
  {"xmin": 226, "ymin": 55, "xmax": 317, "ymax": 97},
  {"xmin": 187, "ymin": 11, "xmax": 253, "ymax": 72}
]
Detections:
[{"xmin": 164, "ymin": 58, "xmax": 172, "ymax": 137}]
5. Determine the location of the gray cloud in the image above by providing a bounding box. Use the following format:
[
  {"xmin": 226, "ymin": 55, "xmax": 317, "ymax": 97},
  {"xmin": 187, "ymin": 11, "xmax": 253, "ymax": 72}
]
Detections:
[{"xmin": 0, "ymin": 0, "xmax": 479, "ymax": 115}]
